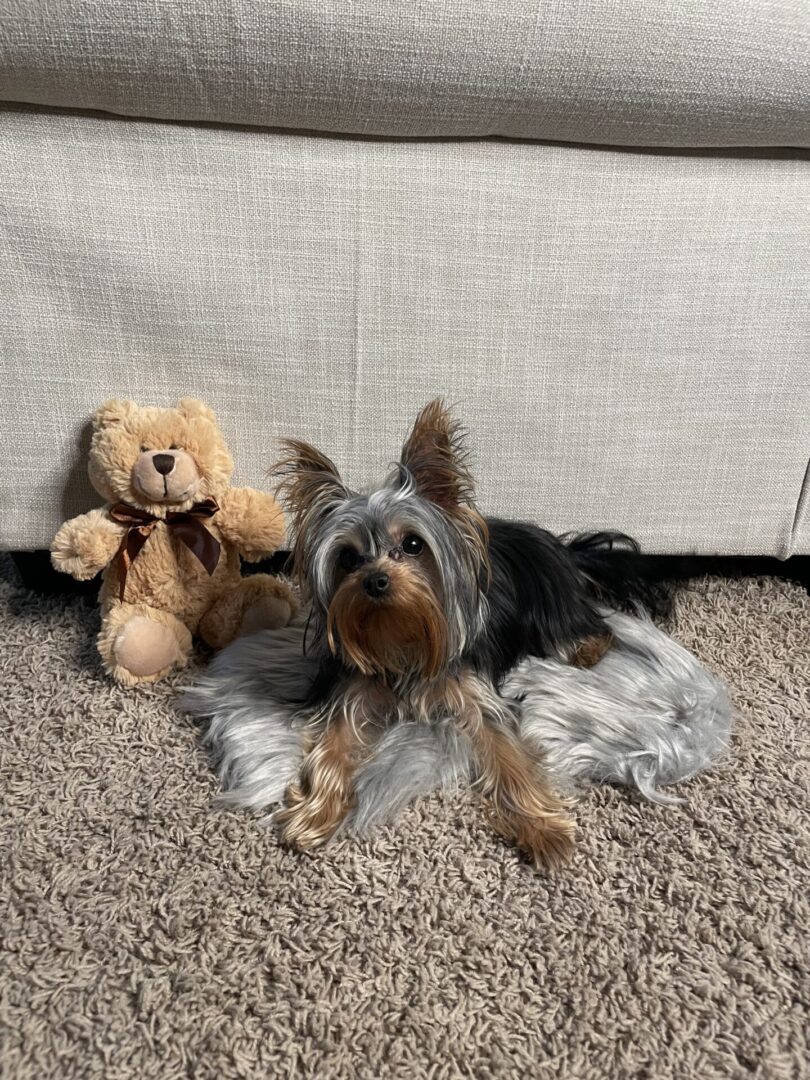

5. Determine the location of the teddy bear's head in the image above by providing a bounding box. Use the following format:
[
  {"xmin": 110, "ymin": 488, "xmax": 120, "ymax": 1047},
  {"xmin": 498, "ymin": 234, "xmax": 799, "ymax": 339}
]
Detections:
[{"xmin": 88, "ymin": 398, "xmax": 234, "ymax": 515}]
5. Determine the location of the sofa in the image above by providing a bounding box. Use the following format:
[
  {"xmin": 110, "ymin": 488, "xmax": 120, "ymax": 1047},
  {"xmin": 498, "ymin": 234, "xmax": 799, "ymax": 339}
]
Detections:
[{"xmin": 1, "ymin": 0, "xmax": 808, "ymax": 557}]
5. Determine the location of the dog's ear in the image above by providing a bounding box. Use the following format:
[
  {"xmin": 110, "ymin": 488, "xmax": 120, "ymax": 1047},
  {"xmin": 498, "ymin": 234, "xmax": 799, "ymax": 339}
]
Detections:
[
  {"xmin": 272, "ymin": 438, "xmax": 349, "ymax": 532},
  {"xmin": 399, "ymin": 399, "xmax": 476, "ymax": 509}
]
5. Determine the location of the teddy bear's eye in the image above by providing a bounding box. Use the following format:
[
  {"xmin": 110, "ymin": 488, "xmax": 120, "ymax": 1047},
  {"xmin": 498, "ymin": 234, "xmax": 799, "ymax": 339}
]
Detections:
[
  {"xmin": 169, "ymin": 444, "xmax": 179, "ymax": 450},
  {"xmin": 139, "ymin": 445, "xmax": 149, "ymax": 453}
]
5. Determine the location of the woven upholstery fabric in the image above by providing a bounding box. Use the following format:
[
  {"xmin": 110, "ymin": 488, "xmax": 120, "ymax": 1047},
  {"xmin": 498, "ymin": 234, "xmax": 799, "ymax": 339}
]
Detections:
[
  {"xmin": 0, "ymin": 0, "xmax": 808, "ymax": 147},
  {"xmin": 1, "ymin": 106, "xmax": 808, "ymax": 555}
]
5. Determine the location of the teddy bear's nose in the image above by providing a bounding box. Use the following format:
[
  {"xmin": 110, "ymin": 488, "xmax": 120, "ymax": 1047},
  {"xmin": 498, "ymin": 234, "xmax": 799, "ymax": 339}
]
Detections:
[{"xmin": 152, "ymin": 453, "xmax": 176, "ymax": 476}]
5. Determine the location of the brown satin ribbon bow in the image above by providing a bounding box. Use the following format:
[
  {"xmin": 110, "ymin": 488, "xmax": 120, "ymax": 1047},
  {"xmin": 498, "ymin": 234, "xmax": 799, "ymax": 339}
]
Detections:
[{"xmin": 109, "ymin": 498, "xmax": 221, "ymax": 601}]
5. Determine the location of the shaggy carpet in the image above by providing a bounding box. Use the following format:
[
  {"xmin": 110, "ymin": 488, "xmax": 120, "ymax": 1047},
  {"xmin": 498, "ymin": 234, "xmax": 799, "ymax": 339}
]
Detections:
[{"xmin": 1, "ymin": 557, "xmax": 807, "ymax": 1080}]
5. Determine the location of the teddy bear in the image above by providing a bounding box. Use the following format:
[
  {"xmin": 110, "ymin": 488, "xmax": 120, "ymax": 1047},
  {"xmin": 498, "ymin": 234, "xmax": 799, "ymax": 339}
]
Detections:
[{"xmin": 51, "ymin": 398, "xmax": 297, "ymax": 686}]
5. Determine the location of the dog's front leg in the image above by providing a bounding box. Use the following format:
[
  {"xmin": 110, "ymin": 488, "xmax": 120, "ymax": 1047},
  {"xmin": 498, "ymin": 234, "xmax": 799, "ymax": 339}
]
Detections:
[
  {"xmin": 462, "ymin": 690, "xmax": 575, "ymax": 870},
  {"xmin": 276, "ymin": 712, "xmax": 362, "ymax": 850}
]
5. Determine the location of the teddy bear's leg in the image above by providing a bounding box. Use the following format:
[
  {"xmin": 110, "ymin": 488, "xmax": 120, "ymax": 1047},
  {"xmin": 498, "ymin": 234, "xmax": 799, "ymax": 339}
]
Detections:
[
  {"xmin": 98, "ymin": 603, "xmax": 192, "ymax": 686},
  {"xmin": 198, "ymin": 575, "xmax": 296, "ymax": 650}
]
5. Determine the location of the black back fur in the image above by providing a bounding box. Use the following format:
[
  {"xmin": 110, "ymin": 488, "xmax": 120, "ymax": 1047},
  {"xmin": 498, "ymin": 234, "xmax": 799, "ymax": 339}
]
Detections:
[{"xmin": 468, "ymin": 520, "xmax": 665, "ymax": 684}]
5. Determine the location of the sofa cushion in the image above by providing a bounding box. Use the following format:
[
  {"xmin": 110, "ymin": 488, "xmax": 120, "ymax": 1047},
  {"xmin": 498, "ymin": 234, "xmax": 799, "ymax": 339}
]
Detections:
[{"xmin": 0, "ymin": 0, "xmax": 808, "ymax": 147}]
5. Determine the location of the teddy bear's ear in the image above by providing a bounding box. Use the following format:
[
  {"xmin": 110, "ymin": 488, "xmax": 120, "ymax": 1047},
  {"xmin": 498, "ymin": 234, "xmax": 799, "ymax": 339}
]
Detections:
[
  {"xmin": 177, "ymin": 398, "xmax": 216, "ymax": 423},
  {"xmin": 92, "ymin": 399, "xmax": 137, "ymax": 429}
]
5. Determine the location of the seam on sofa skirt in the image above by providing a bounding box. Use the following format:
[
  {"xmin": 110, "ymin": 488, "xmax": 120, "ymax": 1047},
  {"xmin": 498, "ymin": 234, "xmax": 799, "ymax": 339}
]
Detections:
[{"xmin": 785, "ymin": 457, "xmax": 810, "ymax": 558}]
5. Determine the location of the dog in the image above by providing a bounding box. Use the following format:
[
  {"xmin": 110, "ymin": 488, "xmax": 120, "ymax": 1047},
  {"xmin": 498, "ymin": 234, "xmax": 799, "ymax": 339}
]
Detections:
[{"xmin": 270, "ymin": 399, "xmax": 657, "ymax": 869}]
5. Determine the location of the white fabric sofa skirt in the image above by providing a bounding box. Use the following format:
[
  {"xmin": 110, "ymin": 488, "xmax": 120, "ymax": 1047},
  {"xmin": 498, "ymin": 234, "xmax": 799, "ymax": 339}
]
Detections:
[{"xmin": 1, "ymin": 105, "xmax": 808, "ymax": 556}]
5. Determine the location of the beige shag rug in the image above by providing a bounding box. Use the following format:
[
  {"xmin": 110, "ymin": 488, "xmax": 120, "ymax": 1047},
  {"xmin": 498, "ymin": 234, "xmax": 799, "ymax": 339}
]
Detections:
[{"xmin": 1, "ymin": 557, "xmax": 808, "ymax": 1080}]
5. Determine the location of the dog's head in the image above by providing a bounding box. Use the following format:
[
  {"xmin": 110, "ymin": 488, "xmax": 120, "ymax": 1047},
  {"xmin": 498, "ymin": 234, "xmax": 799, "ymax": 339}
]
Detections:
[{"xmin": 274, "ymin": 400, "xmax": 489, "ymax": 679}]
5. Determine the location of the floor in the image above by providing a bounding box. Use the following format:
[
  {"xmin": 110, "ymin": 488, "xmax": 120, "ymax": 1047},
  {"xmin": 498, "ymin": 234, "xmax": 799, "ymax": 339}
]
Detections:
[{"xmin": 1, "ymin": 556, "xmax": 808, "ymax": 1079}]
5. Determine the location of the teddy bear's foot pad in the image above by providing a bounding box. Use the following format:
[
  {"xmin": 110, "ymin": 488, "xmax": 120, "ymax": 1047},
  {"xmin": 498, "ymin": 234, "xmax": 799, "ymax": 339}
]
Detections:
[
  {"xmin": 239, "ymin": 596, "xmax": 292, "ymax": 637},
  {"xmin": 113, "ymin": 616, "xmax": 184, "ymax": 678}
]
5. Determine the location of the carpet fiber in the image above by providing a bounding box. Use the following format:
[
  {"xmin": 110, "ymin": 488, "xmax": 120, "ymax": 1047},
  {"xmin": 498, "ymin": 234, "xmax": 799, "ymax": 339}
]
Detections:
[{"xmin": 1, "ymin": 558, "xmax": 808, "ymax": 1079}]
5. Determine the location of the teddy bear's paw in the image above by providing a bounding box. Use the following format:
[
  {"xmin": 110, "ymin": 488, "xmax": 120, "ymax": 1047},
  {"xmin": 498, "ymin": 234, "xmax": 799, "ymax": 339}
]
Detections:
[
  {"xmin": 111, "ymin": 615, "xmax": 187, "ymax": 682},
  {"xmin": 198, "ymin": 576, "xmax": 295, "ymax": 650},
  {"xmin": 51, "ymin": 510, "xmax": 121, "ymax": 580},
  {"xmin": 240, "ymin": 595, "xmax": 293, "ymax": 636}
]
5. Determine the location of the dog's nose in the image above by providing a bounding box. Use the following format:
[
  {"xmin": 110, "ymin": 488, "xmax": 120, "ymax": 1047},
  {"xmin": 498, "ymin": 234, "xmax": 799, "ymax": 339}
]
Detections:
[
  {"xmin": 363, "ymin": 572, "xmax": 390, "ymax": 598},
  {"xmin": 152, "ymin": 453, "xmax": 176, "ymax": 476}
]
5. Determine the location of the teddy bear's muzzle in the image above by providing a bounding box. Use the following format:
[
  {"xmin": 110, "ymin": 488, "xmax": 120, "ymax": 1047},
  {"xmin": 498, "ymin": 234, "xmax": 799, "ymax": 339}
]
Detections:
[{"xmin": 132, "ymin": 449, "xmax": 201, "ymax": 503}]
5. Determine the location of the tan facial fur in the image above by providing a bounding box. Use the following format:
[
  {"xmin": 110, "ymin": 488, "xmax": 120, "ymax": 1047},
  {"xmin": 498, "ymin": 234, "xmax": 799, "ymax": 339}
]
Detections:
[{"xmin": 327, "ymin": 558, "xmax": 449, "ymax": 679}]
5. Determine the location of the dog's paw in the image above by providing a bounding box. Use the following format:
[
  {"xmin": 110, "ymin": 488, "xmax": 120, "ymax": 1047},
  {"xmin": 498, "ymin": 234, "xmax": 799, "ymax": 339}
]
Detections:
[
  {"xmin": 276, "ymin": 783, "xmax": 352, "ymax": 851},
  {"xmin": 486, "ymin": 803, "xmax": 576, "ymax": 871}
]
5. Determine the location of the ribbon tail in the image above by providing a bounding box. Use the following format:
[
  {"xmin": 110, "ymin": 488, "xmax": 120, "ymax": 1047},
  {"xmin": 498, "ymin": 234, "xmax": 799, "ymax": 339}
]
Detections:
[
  {"xmin": 173, "ymin": 521, "xmax": 221, "ymax": 577},
  {"xmin": 116, "ymin": 526, "xmax": 154, "ymax": 601}
]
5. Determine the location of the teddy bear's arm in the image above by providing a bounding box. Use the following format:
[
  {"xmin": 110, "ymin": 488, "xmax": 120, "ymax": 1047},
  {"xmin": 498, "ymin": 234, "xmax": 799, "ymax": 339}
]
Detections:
[
  {"xmin": 51, "ymin": 508, "xmax": 124, "ymax": 580},
  {"xmin": 217, "ymin": 488, "xmax": 287, "ymax": 563}
]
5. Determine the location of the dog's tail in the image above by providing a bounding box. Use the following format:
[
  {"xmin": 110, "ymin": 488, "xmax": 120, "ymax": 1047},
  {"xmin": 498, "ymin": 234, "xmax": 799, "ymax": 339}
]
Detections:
[{"xmin": 563, "ymin": 531, "xmax": 672, "ymax": 618}]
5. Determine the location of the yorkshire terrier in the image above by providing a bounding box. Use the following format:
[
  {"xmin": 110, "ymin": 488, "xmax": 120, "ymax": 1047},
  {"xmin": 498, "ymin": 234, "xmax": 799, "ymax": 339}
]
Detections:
[{"xmin": 271, "ymin": 399, "xmax": 655, "ymax": 869}]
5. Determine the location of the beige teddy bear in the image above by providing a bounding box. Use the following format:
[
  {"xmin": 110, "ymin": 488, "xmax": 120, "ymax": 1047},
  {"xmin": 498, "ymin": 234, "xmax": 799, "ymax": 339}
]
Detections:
[{"xmin": 51, "ymin": 398, "xmax": 296, "ymax": 685}]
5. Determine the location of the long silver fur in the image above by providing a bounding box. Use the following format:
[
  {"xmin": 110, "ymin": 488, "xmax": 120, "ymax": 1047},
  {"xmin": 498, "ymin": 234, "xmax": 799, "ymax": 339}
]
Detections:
[
  {"xmin": 507, "ymin": 611, "xmax": 731, "ymax": 804},
  {"xmin": 180, "ymin": 609, "xmax": 731, "ymax": 831}
]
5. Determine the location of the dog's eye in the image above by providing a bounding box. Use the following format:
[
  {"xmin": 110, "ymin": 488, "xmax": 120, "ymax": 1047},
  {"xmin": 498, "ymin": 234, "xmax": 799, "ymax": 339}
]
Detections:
[
  {"xmin": 402, "ymin": 534, "xmax": 424, "ymax": 556},
  {"xmin": 338, "ymin": 547, "xmax": 361, "ymax": 572}
]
